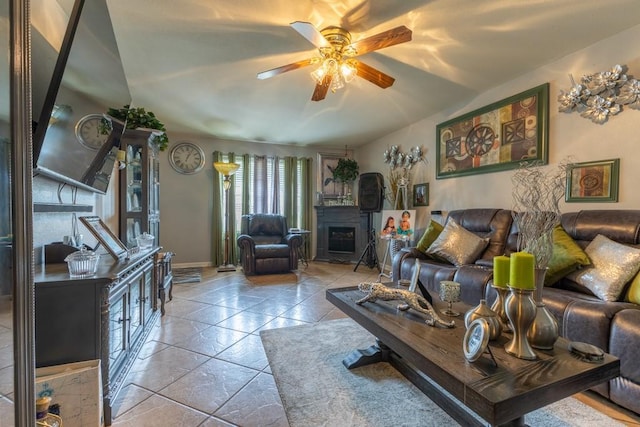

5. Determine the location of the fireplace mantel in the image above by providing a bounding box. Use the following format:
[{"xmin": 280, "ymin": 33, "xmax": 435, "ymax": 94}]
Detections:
[{"xmin": 315, "ymin": 206, "xmax": 369, "ymax": 263}]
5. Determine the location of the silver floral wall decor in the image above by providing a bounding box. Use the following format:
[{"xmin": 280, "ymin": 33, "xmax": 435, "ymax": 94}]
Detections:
[{"xmin": 558, "ymin": 64, "xmax": 640, "ymax": 124}]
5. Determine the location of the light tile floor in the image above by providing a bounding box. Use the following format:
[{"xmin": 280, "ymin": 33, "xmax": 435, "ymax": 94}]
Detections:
[
  {"xmin": 111, "ymin": 262, "xmax": 640, "ymax": 427},
  {"xmin": 111, "ymin": 262, "xmax": 379, "ymax": 426}
]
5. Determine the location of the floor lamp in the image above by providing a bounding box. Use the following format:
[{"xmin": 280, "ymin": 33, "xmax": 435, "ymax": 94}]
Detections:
[{"xmin": 214, "ymin": 161, "xmax": 240, "ymax": 272}]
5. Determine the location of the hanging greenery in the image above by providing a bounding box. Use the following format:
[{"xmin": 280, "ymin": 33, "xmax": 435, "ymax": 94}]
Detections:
[{"xmin": 100, "ymin": 105, "xmax": 169, "ymax": 151}]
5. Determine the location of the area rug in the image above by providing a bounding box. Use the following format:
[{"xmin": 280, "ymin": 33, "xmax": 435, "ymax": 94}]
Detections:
[
  {"xmin": 260, "ymin": 318, "xmax": 623, "ymax": 427},
  {"xmin": 172, "ymin": 267, "xmax": 202, "ymax": 284}
]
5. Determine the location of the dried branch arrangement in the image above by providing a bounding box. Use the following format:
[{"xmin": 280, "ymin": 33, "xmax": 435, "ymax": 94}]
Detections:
[{"xmin": 511, "ymin": 160, "xmax": 570, "ymax": 269}]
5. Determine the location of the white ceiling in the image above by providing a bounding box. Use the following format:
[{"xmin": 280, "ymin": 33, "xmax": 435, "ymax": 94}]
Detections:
[{"xmin": 105, "ymin": 0, "xmax": 640, "ymax": 148}]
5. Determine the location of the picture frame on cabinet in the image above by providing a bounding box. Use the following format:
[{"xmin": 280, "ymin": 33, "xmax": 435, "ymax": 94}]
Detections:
[{"xmin": 80, "ymin": 216, "xmax": 128, "ymax": 260}]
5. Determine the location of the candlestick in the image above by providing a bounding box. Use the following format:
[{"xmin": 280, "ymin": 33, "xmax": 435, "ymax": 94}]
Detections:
[
  {"xmin": 509, "ymin": 252, "xmax": 535, "ymax": 289},
  {"xmin": 493, "ymin": 255, "xmax": 510, "ymax": 287}
]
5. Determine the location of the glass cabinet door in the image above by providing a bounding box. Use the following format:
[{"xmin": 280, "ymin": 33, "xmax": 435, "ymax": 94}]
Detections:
[
  {"xmin": 125, "ymin": 144, "xmax": 144, "ymax": 213},
  {"xmin": 119, "ymin": 134, "xmax": 160, "ymax": 249},
  {"xmin": 109, "ymin": 287, "xmax": 128, "ymax": 376},
  {"xmin": 128, "ymin": 273, "xmax": 143, "ymax": 343},
  {"xmin": 142, "ymin": 268, "xmax": 154, "ymax": 325}
]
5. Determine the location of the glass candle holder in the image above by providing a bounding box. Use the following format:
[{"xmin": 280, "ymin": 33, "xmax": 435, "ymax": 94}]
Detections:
[{"xmin": 439, "ymin": 280, "xmax": 461, "ymax": 316}]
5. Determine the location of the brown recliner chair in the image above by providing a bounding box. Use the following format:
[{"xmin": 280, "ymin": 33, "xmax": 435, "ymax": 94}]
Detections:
[{"xmin": 237, "ymin": 214, "xmax": 303, "ymax": 275}]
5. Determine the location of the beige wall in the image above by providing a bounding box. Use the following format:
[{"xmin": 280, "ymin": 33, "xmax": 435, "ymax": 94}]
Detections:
[{"xmin": 356, "ymin": 24, "xmax": 640, "ymax": 237}]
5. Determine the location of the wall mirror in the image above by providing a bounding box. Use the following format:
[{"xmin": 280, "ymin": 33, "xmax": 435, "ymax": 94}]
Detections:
[{"xmin": 32, "ymin": 0, "xmax": 130, "ymax": 193}]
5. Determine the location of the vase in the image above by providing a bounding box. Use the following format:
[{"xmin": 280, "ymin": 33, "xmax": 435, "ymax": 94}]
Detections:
[
  {"xmin": 490, "ymin": 285, "xmax": 511, "ymax": 333},
  {"xmin": 504, "ymin": 286, "xmax": 537, "ymax": 360},
  {"xmin": 464, "ymin": 299, "xmax": 502, "ymax": 340},
  {"xmin": 527, "ymin": 267, "xmax": 559, "ymax": 350}
]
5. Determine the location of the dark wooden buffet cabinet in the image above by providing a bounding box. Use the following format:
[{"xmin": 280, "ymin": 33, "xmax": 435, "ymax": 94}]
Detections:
[{"xmin": 35, "ymin": 248, "xmax": 160, "ymax": 425}]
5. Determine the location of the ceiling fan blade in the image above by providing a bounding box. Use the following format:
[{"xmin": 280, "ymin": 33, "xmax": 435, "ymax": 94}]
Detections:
[
  {"xmin": 311, "ymin": 74, "xmax": 332, "ymax": 101},
  {"xmin": 349, "ymin": 25, "xmax": 412, "ymax": 56},
  {"xmin": 257, "ymin": 58, "xmax": 317, "ymax": 80},
  {"xmin": 290, "ymin": 21, "xmax": 330, "ymax": 49},
  {"xmin": 355, "ymin": 61, "xmax": 395, "ymax": 88}
]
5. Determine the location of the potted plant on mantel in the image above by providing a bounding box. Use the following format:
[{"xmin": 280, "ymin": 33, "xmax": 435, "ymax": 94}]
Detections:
[
  {"xmin": 100, "ymin": 105, "xmax": 169, "ymax": 151},
  {"xmin": 331, "ymin": 157, "xmax": 359, "ymax": 201}
]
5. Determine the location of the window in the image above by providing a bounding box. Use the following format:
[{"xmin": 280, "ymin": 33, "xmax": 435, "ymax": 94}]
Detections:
[{"xmin": 219, "ymin": 154, "xmax": 304, "ymax": 237}]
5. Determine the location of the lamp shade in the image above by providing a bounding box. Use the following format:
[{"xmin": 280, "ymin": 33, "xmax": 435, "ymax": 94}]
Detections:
[{"xmin": 214, "ymin": 162, "xmax": 240, "ymax": 176}]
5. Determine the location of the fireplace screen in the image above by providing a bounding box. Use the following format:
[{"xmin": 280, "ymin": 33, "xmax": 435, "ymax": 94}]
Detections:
[{"xmin": 328, "ymin": 227, "xmax": 356, "ymax": 253}]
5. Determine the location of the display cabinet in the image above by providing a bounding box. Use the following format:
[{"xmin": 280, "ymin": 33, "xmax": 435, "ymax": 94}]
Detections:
[
  {"xmin": 35, "ymin": 248, "xmax": 160, "ymax": 425},
  {"xmin": 119, "ymin": 129, "xmax": 161, "ymax": 248}
]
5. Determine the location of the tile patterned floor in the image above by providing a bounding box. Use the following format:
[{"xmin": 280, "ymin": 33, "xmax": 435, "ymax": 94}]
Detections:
[{"xmin": 111, "ymin": 262, "xmax": 380, "ymax": 426}]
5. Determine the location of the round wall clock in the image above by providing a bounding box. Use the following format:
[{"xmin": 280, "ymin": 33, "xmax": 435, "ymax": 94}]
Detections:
[
  {"xmin": 463, "ymin": 317, "xmax": 490, "ymax": 362},
  {"xmin": 169, "ymin": 142, "xmax": 205, "ymax": 174},
  {"xmin": 75, "ymin": 114, "xmax": 109, "ymax": 150}
]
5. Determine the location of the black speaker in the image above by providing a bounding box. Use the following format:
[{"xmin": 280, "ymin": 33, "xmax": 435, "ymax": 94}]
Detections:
[{"xmin": 358, "ymin": 172, "xmax": 384, "ymax": 212}]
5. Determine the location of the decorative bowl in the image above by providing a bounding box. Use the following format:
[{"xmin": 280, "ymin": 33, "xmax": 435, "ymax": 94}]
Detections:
[
  {"xmin": 64, "ymin": 247, "xmax": 99, "ymax": 277},
  {"xmin": 136, "ymin": 232, "xmax": 155, "ymax": 249}
]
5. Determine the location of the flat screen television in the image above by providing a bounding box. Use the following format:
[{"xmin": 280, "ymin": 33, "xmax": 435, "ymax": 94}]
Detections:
[{"xmin": 32, "ymin": 0, "xmax": 131, "ymax": 194}]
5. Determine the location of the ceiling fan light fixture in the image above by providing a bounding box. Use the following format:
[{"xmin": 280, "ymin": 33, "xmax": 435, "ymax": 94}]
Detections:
[
  {"xmin": 310, "ymin": 66, "xmax": 326, "ymax": 84},
  {"xmin": 330, "ymin": 72, "xmax": 345, "ymax": 93},
  {"xmin": 260, "ymin": 21, "xmax": 412, "ymax": 101},
  {"xmin": 341, "ymin": 60, "xmax": 357, "ymax": 82}
]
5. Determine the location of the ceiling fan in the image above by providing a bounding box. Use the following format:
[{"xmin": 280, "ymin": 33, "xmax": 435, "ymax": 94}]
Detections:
[{"xmin": 257, "ymin": 21, "xmax": 412, "ymax": 101}]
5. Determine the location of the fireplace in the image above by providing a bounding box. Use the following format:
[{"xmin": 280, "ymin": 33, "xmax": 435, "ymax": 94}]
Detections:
[
  {"xmin": 328, "ymin": 227, "xmax": 356, "ymax": 254},
  {"xmin": 315, "ymin": 206, "xmax": 369, "ymax": 263}
]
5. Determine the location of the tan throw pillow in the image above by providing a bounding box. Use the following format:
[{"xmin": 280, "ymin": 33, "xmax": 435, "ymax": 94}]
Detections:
[
  {"xmin": 426, "ymin": 219, "xmax": 489, "ymax": 266},
  {"xmin": 416, "ymin": 220, "xmax": 444, "ymax": 255},
  {"xmin": 566, "ymin": 234, "xmax": 640, "ymax": 302}
]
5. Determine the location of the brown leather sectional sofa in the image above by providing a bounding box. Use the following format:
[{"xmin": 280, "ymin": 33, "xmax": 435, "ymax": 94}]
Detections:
[{"xmin": 392, "ymin": 208, "xmax": 640, "ymax": 415}]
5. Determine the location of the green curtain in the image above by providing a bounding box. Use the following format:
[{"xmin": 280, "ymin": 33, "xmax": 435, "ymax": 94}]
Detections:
[
  {"xmin": 212, "ymin": 151, "xmax": 223, "ymax": 266},
  {"xmin": 241, "ymin": 153, "xmax": 250, "ymax": 215},
  {"xmin": 282, "ymin": 157, "xmax": 297, "ymax": 225},
  {"xmin": 299, "ymin": 157, "xmax": 313, "ymax": 258},
  {"xmin": 228, "ymin": 152, "xmax": 238, "ymax": 264}
]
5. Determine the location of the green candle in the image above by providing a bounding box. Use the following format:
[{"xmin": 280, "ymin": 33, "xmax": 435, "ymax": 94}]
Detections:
[
  {"xmin": 493, "ymin": 255, "xmax": 510, "ymax": 288},
  {"xmin": 509, "ymin": 252, "xmax": 535, "ymax": 289}
]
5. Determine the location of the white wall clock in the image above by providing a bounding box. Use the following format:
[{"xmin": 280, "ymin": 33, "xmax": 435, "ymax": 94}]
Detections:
[
  {"xmin": 169, "ymin": 142, "xmax": 205, "ymax": 174},
  {"xmin": 75, "ymin": 113, "xmax": 109, "ymax": 150}
]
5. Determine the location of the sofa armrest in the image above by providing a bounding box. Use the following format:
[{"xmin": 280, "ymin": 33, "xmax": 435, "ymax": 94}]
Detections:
[
  {"xmin": 392, "ymin": 247, "xmax": 428, "ymax": 283},
  {"xmin": 284, "ymin": 233, "xmax": 303, "ymax": 249},
  {"xmin": 237, "ymin": 234, "xmax": 256, "ymax": 252},
  {"xmin": 610, "ymin": 308, "xmax": 640, "ymax": 413},
  {"xmin": 453, "ymin": 265, "xmax": 493, "ymax": 305}
]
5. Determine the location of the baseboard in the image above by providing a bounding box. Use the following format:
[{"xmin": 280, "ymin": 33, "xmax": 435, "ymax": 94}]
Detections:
[{"xmin": 173, "ymin": 261, "xmax": 214, "ymax": 269}]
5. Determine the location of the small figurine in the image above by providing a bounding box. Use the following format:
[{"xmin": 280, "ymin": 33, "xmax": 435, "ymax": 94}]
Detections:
[{"xmin": 356, "ymin": 282, "xmax": 455, "ymax": 328}]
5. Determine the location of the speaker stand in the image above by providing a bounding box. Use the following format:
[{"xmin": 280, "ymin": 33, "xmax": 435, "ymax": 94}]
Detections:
[{"xmin": 354, "ymin": 212, "xmax": 381, "ymax": 273}]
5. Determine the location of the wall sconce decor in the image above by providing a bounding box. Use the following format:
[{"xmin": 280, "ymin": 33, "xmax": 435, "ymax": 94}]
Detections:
[{"xmin": 558, "ymin": 64, "xmax": 640, "ymax": 124}]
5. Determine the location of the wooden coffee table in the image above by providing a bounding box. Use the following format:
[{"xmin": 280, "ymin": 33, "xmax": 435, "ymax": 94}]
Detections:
[{"xmin": 326, "ymin": 285, "xmax": 620, "ymax": 427}]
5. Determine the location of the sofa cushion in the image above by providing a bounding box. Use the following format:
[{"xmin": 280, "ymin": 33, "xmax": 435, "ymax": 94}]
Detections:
[
  {"xmin": 567, "ymin": 234, "xmax": 640, "ymax": 301},
  {"xmin": 624, "ymin": 272, "xmax": 640, "ymax": 304},
  {"xmin": 416, "ymin": 220, "xmax": 443, "ymax": 255},
  {"xmin": 545, "ymin": 225, "xmax": 591, "ymax": 286},
  {"xmin": 426, "ymin": 219, "xmax": 489, "ymax": 267}
]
